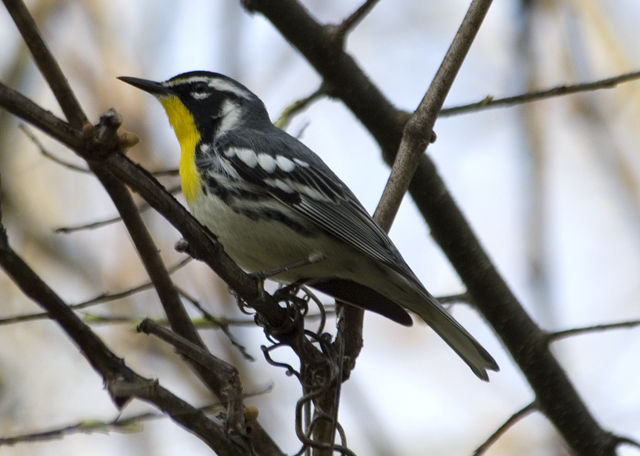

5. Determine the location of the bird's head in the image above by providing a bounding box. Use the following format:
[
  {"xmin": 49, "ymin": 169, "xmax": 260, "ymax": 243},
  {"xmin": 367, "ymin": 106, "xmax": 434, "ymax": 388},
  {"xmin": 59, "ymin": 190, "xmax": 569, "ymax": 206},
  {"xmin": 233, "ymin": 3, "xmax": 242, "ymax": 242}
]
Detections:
[
  {"xmin": 118, "ymin": 71, "xmax": 270, "ymax": 142},
  {"xmin": 119, "ymin": 71, "xmax": 270, "ymax": 204}
]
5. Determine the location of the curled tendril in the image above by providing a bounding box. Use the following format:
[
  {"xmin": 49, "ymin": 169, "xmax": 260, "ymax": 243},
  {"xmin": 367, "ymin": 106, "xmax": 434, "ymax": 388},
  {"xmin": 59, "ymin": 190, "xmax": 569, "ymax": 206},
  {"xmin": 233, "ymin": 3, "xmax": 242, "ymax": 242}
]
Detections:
[
  {"xmin": 260, "ymin": 343, "xmax": 301, "ymax": 380},
  {"xmin": 236, "ymin": 280, "xmax": 354, "ymax": 454}
]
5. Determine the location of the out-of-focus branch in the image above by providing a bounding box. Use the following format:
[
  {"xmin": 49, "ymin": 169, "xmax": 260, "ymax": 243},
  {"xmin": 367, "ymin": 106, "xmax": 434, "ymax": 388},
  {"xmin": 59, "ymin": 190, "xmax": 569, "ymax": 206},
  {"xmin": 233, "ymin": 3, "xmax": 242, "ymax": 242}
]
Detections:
[
  {"xmin": 19, "ymin": 123, "xmax": 90, "ymax": 172},
  {"xmin": 5, "ymin": 0, "xmax": 252, "ymax": 417},
  {"xmin": 330, "ymin": 0, "xmax": 379, "ymax": 42},
  {"xmin": 474, "ymin": 402, "xmax": 537, "ymax": 456},
  {"xmin": 548, "ymin": 319, "xmax": 640, "ymax": 342},
  {"xmin": 274, "ymin": 84, "xmax": 327, "ymax": 130},
  {"xmin": 5, "ymin": 5, "xmax": 217, "ymax": 399},
  {"xmin": 0, "ymin": 387, "xmax": 270, "ymax": 447},
  {"xmin": 54, "ymin": 185, "xmax": 180, "ymax": 233},
  {"xmin": 0, "ymin": 257, "xmax": 190, "ymax": 326},
  {"xmin": 440, "ymin": 69, "xmax": 640, "ymax": 117},
  {"xmin": 3, "ymin": 0, "xmax": 87, "ymax": 127}
]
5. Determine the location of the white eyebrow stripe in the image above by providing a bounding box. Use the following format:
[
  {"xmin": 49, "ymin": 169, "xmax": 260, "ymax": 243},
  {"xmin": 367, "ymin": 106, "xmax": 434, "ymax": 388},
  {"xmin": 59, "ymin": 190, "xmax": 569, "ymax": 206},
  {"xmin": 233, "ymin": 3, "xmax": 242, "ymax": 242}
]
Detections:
[
  {"xmin": 163, "ymin": 76, "xmax": 252, "ymax": 100},
  {"xmin": 208, "ymin": 80, "xmax": 252, "ymax": 99},
  {"xmin": 164, "ymin": 75, "xmax": 252, "ymax": 100}
]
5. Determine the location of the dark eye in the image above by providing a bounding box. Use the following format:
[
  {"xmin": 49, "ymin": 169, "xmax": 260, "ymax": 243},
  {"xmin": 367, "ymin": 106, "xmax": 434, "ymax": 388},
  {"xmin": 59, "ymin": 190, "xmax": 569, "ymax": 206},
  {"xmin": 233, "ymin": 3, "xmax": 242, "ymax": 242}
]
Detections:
[
  {"xmin": 192, "ymin": 82, "xmax": 209, "ymax": 92},
  {"xmin": 190, "ymin": 81, "xmax": 211, "ymax": 100}
]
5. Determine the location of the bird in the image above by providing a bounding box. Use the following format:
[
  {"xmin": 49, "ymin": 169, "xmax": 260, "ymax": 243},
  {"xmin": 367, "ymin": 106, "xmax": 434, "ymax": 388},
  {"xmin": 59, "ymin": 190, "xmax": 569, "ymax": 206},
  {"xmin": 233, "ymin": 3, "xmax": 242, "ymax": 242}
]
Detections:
[{"xmin": 118, "ymin": 71, "xmax": 499, "ymax": 380}]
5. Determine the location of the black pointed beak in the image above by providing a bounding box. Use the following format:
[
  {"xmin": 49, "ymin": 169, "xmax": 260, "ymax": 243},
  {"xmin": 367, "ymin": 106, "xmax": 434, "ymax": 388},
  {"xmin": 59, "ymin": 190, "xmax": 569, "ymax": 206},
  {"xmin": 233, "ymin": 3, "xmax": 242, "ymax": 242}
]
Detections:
[{"xmin": 118, "ymin": 76, "xmax": 169, "ymax": 96}]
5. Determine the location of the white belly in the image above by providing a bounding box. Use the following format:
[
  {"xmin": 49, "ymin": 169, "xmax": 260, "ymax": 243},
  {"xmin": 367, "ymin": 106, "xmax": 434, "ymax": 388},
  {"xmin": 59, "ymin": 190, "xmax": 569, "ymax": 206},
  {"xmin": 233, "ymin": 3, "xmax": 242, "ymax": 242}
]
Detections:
[{"xmin": 190, "ymin": 191, "xmax": 352, "ymax": 281}]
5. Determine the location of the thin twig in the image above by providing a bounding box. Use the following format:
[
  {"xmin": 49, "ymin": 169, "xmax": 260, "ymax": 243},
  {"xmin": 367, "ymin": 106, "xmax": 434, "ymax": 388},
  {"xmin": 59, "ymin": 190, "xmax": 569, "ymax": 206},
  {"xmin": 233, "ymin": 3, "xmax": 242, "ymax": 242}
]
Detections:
[
  {"xmin": 617, "ymin": 436, "xmax": 640, "ymax": 451},
  {"xmin": 0, "ymin": 384, "xmax": 272, "ymax": 446},
  {"xmin": 440, "ymin": 69, "xmax": 640, "ymax": 117},
  {"xmin": 547, "ymin": 319, "xmax": 640, "ymax": 342},
  {"xmin": 138, "ymin": 318, "xmax": 240, "ymax": 378},
  {"xmin": 81, "ymin": 313, "xmax": 256, "ymax": 329},
  {"xmin": 19, "ymin": 123, "xmax": 89, "ymax": 172},
  {"xmin": 335, "ymin": 0, "xmax": 380, "ymax": 38},
  {"xmin": 177, "ymin": 287, "xmax": 256, "ymax": 361},
  {"xmin": 473, "ymin": 402, "xmax": 537, "ymax": 456},
  {"xmin": 274, "ymin": 84, "xmax": 326, "ymax": 130},
  {"xmin": 0, "ymin": 257, "xmax": 190, "ymax": 326},
  {"xmin": 138, "ymin": 318, "xmax": 247, "ymax": 435},
  {"xmin": 54, "ymin": 184, "xmax": 181, "ymax": 234}
]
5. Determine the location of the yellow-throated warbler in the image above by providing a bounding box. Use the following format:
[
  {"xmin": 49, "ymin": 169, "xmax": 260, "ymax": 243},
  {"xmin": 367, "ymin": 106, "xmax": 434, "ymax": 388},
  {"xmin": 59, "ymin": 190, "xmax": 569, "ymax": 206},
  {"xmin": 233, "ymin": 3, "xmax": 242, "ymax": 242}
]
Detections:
[{"xmin": 119, "ymin": 71, "xmax": 498, "ymax": 380}]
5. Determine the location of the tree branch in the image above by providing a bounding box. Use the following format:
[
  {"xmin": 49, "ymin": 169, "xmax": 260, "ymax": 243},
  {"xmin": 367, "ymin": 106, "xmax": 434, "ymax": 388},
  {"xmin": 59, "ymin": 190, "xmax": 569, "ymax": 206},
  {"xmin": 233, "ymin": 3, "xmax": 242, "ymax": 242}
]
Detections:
[
  {"xmin": 3, "ymin": 0, "xmax": 87, "ymax": 127},
  {"xmin": 473, "ymin": 402, "xmax": 537, "ymax": 455},
  {"xmin": 547, "ymin": 319, "xmax": 640, "ymax": 342},
  {"xmin": 440, "ymin": 69, "xmax": 640, "ymax": 117},
  {"xmin": 0, "ymin": 218, "xmax": 244, "ymax": 455},
  {"xmin": 373, "ymin": 0, "xmax": 492, "ymax": 231}
]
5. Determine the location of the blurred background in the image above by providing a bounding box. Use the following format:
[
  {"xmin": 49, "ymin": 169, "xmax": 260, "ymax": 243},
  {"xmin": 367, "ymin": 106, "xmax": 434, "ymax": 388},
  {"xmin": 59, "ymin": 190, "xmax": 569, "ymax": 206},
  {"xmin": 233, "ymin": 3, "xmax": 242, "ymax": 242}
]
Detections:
[{"xmin": 1, "ymin": 0, "xmax": 640, "ymax": 455}]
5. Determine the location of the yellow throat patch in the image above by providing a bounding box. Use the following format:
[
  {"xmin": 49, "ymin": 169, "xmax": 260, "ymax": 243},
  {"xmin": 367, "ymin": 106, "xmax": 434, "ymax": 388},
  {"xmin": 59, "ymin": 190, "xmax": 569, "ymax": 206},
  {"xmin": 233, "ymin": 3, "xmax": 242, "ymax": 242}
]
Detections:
[{"xmin": 159, "ymin": 96, "xmax": 202, "ymax": 205}]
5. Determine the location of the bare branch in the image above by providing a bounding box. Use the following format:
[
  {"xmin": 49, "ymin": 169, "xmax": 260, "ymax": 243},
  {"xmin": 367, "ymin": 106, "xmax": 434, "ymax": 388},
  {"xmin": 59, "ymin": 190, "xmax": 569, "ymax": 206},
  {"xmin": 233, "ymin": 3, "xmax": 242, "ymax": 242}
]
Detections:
[
  {"xmin": 441, "ymin": 69, "xmax": 640, "ymax": 117},
  {"xmin": 3, "ymin": 0, "xmax": 87, "ymax": 127},
  {"xmin": 274, "ymin": 84, "xmax": 326, "ymax": 130},
  {"xmin": 0, "ymin": 257, "xmax": 190, "ymax": 326},
  {"xmin": 2, "ymin": 1, "xmax": 257, "ymax": 438},
  {"xmin": 178, "ymin": 287, "xmax": 255, "ymax": 361},
  {"xmin": 0, "ymin": 385, "xmax": 272, "ymax": 447},
  {"xmin": 19, "ymin": 123, "xmax": 89, "ymax": 172},
  {"xmin": 137, "ymin": 318, "xmax": 246, "ymax": 433},
  {"xmin": 473, "ymin": 402, "xmax": 537, "ymax": 456},
  {"xmin": 617, "ymin": 436, "xmax": 640, "ymax": 451},
  {"xmin": 0, "ymin": 219, "xmax": 244, "ymax": 454},
  {"xmin": 333, "ymin": 0, "xmax": 380, "ymax": 40},
  {"xmin": 54, "ymin": 184, "xmax": 181, "ymax": 234},
  {"xmin": 150, "ymin": 168, "xmax": 179, "ymax": 177},
  {"xmin": 373, "ymin": 0, "xmax": 492, "ymax": 230},
  {"xmin": 548, "ymin": 319, "xmax": 640, "ymax": 342}
]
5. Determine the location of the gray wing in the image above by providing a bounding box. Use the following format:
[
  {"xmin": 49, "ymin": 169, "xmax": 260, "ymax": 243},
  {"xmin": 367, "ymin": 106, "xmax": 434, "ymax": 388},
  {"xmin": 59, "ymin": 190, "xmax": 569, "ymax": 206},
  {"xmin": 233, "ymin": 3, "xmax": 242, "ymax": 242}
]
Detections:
[{"xmin": 210, "ymin": 127, "xmax": 415, "ymax": 278}]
